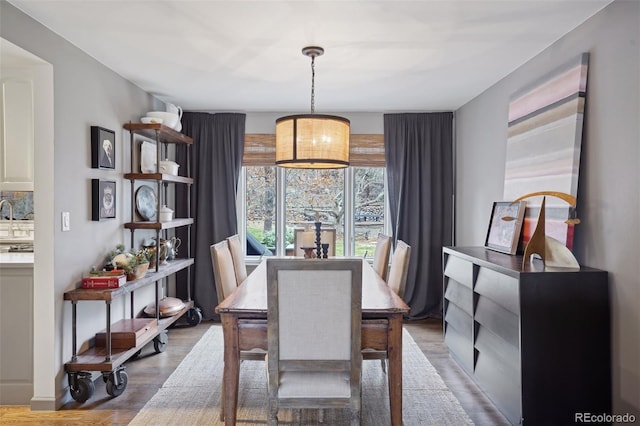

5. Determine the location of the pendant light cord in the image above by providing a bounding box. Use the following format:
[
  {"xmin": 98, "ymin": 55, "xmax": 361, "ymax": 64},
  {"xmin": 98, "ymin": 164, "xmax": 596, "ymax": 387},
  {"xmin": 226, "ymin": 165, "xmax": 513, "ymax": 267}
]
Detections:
[{"xmin": 310, "ymin": 54, "xmax": 316, "ymax": 114}]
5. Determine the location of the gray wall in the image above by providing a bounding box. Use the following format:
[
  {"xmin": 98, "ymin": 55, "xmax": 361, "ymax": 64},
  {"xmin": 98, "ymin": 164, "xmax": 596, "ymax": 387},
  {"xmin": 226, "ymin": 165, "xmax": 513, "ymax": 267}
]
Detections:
[
  {"xmin": 2, "ymin": 0, "xmax": 637, "ymax": 414},
  {"xmin": 0, "ymin": 1, "xmax": 163, "ymax": 408},
  {"xmin": 455, "ymin": 0, "xmax": 639, "ymax": 415}
]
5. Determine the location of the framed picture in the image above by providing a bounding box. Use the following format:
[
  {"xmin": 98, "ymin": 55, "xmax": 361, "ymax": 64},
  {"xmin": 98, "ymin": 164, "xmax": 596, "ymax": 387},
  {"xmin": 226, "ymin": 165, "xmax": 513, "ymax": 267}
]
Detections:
[
  {"xmin": 91, "ymin": 126, "xmax": 116, "ymax": 169},
  {"xmin": 92, "ymin": 179, "xmax": 116, "ymax": 221},
  {"xmin": 484, "ymin": 201, "xmax": 526, "ymax": 255}
]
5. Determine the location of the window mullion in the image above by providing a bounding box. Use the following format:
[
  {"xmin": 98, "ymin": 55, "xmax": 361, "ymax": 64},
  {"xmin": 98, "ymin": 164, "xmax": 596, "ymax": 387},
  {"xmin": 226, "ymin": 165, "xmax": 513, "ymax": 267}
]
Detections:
[
  {"xmin": 275, "ymin": 166, "xmax": 286, "ymax": 256},
  {"xmin": 237, "ymin": 167, "xmax": 247, "ymax": 254},
  {"xmin": 344, "ymin": 168, "xmax": 354, "ymax": 256}
]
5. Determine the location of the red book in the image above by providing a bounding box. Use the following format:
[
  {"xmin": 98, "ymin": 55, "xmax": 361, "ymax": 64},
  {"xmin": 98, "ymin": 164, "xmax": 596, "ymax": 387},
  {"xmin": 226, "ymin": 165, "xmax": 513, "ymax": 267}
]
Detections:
[{"xmin": 82, "ymin": 271, "xmax": 126, "ymax": 289}]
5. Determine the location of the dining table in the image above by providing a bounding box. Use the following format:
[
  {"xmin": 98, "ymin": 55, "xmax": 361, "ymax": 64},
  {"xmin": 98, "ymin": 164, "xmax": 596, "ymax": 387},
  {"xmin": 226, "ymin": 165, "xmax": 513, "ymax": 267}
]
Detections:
[{"xmin": 215, "ymin": 257, "xmax": 410, "ymax": 425}]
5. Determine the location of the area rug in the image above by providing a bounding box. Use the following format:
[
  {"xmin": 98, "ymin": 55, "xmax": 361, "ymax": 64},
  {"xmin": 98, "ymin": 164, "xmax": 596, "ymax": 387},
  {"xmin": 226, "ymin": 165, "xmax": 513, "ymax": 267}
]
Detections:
[{"xmin": 129, "ymin": 325, "xmax": 473, "ymax": 425}]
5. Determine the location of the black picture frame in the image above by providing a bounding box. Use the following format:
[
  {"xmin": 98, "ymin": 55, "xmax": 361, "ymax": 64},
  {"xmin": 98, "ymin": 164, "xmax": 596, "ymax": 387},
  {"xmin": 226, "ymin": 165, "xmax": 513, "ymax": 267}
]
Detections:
[
  {"xmin": 484, "ymin": 201, "xmax": 526, "ymax": 255},
  {"xmin": 91, "ymin": 126, "xmax": 116, "ymax": 169},
  {"xmin": 92, "ymin": 179, "xmax": 116, "ymax": 221}
]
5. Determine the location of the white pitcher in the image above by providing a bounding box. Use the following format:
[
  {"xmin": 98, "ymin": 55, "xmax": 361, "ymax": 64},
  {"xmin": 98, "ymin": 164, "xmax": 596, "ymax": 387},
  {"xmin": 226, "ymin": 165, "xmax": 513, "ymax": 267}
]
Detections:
[{"xmin": 165, "ymin": 103, "xmax": 183, "ymax": 120}]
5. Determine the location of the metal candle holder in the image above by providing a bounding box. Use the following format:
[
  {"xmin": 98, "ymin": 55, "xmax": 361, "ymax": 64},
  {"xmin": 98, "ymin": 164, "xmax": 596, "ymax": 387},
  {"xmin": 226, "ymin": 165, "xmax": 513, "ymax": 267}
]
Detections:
[{"xmin": 315, "ymin": 221, "xmax": 322, "ymax": 259}]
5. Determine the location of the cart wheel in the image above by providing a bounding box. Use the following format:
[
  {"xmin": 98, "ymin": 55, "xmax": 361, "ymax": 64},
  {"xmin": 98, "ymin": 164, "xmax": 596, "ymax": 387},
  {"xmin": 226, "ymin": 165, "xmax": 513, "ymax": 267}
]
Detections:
[
  {"xmin": 70, "ymin": 373, "xmax": 94, "ymax": 403},
  {"xmin": 153, "ymin": 331, "xmax": 168, "ymax": 353},
  {"xmin": 186, "ymin": 307, "xmax": 202, "ymax": 326},
  {"xmin": 106, "ymin": 369, "xmax": 128, "ymax": 397},
  {"xmin": 131, "ymin": 348, "xmax": 143, "ymax": 359}
]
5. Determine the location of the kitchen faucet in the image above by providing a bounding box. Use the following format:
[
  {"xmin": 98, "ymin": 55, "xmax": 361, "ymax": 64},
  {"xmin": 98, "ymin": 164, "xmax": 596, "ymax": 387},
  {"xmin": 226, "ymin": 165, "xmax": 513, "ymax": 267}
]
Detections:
[{"xmin": 0, "ymin": 199, "xmax": 15, "ymax": 238}]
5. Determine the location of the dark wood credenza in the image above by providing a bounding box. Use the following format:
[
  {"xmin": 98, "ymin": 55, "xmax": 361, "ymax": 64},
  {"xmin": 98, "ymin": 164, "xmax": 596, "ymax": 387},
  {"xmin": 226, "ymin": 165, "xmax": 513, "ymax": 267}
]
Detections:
[{"xmin": 442, "ymin": 246, "xmax": 611, "ymax": 425}]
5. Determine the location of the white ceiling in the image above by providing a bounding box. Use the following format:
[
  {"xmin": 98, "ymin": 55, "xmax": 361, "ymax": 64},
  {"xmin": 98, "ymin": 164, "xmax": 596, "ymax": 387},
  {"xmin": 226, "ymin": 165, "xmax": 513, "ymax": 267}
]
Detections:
[{"xmin": 7, "ymin": 0, "xmax": 612, "ymax": 112}]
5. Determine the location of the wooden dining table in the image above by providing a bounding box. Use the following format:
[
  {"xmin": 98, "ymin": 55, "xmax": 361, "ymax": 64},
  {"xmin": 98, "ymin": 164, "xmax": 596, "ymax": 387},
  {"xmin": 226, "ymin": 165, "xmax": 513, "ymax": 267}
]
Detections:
[{"xmin": 215, "ymin": 258, "xmax": 410, "ymax": 425}]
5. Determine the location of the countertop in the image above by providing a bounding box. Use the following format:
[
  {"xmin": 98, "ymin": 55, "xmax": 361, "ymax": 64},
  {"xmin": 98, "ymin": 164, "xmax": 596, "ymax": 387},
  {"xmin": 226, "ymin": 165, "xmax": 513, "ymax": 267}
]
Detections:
[{"xmin": 0, "ymin": 252, "xmax": 34, "ymax": 267}]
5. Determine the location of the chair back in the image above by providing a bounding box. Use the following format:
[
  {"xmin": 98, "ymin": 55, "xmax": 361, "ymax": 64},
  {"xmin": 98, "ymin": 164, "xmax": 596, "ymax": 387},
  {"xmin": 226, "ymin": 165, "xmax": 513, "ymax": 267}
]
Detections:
[
  {"xmin": 371, "ymin": 233, "xmax": 392, "ymax": 281},
  {"xmin": 266, "ymin": 258, "xmax": 362, "ymax": 417},
  {"xmin": 210, "ymin": 240, "xmax": 238, "ymax": 304},
  {"xmin": 387, "ymin": 240, "xmax": 411, "ymax": 299},
  {"xmin": 226, "ymin": 234, "xmax": 248, "ymax": 284}
]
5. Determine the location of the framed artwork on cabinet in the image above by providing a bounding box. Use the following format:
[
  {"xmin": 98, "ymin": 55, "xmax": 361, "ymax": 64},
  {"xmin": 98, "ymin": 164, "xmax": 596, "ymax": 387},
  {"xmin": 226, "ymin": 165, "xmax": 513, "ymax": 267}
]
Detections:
[
  {"xmin": 91, "ymin": 126, "xmax": 116, "ymax": 169},
  {"xmin": 485, "ymin": 201, "xmax": 526, "ymax": 255},
  {"xmin": 92, "ymin": 179, "xmax": 116, "ymax": 221}
]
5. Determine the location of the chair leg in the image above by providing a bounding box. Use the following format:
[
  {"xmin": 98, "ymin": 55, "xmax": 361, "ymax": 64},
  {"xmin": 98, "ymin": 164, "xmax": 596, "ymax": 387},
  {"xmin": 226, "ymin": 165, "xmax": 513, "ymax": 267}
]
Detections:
[
  {"xmin": 220, "ymin": 373, "xmax": 225, "ymax": 421},
  {"xmin": 268, "ymin": 399, "xmax": 278, "ymax": 426},
  {"xmin": 350, "ymin": 409, "xmax": 361, "ymax": 426}
]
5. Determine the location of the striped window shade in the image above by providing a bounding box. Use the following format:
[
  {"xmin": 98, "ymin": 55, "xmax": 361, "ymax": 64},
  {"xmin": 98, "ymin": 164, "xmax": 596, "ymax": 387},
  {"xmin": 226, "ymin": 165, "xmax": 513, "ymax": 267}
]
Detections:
[{"xmin": 243, "ymin": 133, "xmax": 384, "ymax": 167}]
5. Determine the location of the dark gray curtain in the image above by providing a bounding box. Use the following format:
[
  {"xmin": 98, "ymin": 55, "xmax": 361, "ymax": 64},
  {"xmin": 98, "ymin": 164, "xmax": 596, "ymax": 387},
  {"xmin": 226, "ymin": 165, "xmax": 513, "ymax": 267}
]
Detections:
[
  {"xmin": 175, "ymin": 112, "xmax": 245, "ymax": 320},
  {"xmin": 384, "ymin": 112, "xmax": 454, "ymax": 319}
]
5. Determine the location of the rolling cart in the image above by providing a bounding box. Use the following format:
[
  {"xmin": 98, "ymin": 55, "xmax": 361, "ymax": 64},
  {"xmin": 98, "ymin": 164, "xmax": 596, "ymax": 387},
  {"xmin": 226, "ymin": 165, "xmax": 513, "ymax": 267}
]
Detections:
[
  {"xmin": 64, "ymin": 123, "xmax": 201, "ymax": 402},
  {"xmin": 63, "ymin": 259, "xmax": 200, "ymax": 402}
]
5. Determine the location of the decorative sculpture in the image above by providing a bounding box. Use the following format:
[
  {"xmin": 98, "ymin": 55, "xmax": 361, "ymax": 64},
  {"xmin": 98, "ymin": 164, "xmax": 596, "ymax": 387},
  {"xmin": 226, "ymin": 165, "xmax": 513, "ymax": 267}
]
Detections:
[{"xmin": 511, "ymin": 191, "xmax": 581, "ymax": 270}]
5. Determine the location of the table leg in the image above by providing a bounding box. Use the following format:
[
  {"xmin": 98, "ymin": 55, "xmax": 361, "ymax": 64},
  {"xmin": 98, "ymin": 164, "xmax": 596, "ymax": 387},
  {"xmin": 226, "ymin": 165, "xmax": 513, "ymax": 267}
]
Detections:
[
  {"xmin": 387, "ymin": 314, "xmax": 403, "ymax": 426},
  {"xmin": 221, "ymin": 314, "xmax": 240, "ymax": 426}
]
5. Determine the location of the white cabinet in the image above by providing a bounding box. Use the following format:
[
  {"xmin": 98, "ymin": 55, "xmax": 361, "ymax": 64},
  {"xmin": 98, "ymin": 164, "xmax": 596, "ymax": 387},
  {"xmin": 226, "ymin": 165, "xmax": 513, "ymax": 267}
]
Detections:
[
  {"xmin": 0, "ymin": 72, "xmax": 34, "ymax": 191},
  {"xmin": 0, "ymin": 264, "xmax": 34, "ymax": 404}
]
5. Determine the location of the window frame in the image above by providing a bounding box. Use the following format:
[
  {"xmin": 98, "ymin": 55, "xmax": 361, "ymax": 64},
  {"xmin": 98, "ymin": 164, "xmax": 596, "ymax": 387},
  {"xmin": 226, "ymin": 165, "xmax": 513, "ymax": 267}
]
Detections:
[{"xmin": 239, "ymin": 165, "xmax": 389, "ymax": 264}]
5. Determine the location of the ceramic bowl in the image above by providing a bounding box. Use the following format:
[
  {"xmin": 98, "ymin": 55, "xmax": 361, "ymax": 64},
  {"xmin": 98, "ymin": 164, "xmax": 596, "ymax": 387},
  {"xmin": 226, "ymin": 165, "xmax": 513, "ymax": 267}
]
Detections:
[
  {"xmin": 146, "ymin": 111, "xmax": 179, "ymax": 129},
  {"xmin": 159, "ymin": 159, "xmax": 179, "ymax": 175},
  {"xmin": 159, "ymin": 205, "xmax": 174, "ymax": 223},
  {"xmin": 141, "ymin": 116, "xmax": 163, "ymax": 124}
]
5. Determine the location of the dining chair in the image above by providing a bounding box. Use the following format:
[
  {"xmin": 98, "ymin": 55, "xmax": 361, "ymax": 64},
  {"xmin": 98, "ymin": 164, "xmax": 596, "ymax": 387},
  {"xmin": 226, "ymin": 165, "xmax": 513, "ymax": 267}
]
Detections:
[
  {"xmin": 371, "ymin": 233, "xmax": 392, "ymax": 281},
  {"xmin": 387, "ymin": 240, "xmax": 412, "ymax": 300},
  {"xmin": 363, "ymin": 239, "xmax": 411, "ymax": 374},
  {"xmin": 226, "ymin": 234, "xmax": 248, "ymax": 284},
  {"xmin": 211, "ymin": 240, "xmax": 266, "ymax": 421},
  {"xmin": 266, "ymin": 258, "xmax": 362, "ymax": 426},
  {"xmin": 210, "ymin": 240, "xmax": 237, "ymax": 304}
]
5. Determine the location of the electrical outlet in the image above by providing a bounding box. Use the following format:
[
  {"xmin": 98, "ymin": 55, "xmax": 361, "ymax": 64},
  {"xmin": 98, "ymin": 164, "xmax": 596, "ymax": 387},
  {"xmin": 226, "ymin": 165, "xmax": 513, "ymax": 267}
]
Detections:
[{"xmin": 62, "ymin": 211, "xmax": 70, "ymax": 231}]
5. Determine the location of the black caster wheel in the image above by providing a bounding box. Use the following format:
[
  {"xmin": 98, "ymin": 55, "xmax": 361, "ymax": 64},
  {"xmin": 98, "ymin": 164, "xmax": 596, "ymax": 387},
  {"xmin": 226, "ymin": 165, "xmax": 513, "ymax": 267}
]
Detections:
[
  {"xmin": 186, "ymin": 307, "xmax": 202, "ymax": 326},
  {"xmin": 153, "ymin": 331, "xmax": 168, "ymax": 353},
  {"xmin": 131, "ymin": 348, "xmax": 143, "ymax": 359},
  {"xmin": 69, "ymin": 372, "xmax": 94, "ymax": 403},
  {"xmin": 105, "ymin": 368, "xmax": 128, "ymax": 397}
]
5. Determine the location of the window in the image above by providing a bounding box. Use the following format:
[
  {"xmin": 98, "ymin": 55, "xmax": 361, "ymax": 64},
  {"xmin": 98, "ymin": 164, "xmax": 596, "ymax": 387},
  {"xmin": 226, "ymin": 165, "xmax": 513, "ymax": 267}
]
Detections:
[
  {"xmin": 243, "ymin": 166, "xmax": 386, "ymax": 257},
  {"xmin": 245, "ymin": 166, "xmax": 276, "ymax": 255},
  {"xmin": 285, "ymin": 168, "xmax": 345, "ymax": 255},
  {"xmin": 353, "ymin": 167, "xmax": 385, "ymax": 257},
  {"xmin": 241, "ymin": 133, "xmax": 386, "ymax": 258}
]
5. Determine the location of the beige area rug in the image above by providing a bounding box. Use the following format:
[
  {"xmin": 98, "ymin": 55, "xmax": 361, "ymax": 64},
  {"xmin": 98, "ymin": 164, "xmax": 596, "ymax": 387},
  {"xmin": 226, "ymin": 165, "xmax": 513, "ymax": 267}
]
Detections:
[{"xmin": 129, "ymin": 325, "xmax": 473, "ymax": 425}]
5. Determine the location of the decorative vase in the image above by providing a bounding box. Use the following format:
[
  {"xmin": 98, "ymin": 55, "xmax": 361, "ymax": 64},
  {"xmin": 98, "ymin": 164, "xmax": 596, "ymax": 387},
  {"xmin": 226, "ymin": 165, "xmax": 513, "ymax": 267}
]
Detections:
[{"xmin": 127, "ymin": 262, "xmax": 150, "ymax": 281}]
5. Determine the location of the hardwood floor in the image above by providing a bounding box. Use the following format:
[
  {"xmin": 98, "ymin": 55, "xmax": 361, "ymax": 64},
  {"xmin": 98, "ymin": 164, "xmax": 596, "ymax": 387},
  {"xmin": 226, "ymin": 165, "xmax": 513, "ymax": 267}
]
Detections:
[
  {"xmin": 405, "ymin": 319, "xmax": 509, "ymax": 426},
  {"xmin": 0, "ymin": 318, "xmax": 508, "ymax": 425}
]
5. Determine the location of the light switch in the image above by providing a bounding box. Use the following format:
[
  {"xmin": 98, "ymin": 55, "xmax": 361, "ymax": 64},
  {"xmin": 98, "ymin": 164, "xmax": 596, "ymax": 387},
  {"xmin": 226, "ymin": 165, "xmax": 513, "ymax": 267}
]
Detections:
[{"xmin": 62, "ymin": 211, "xmax": 70, "ymax": 231}]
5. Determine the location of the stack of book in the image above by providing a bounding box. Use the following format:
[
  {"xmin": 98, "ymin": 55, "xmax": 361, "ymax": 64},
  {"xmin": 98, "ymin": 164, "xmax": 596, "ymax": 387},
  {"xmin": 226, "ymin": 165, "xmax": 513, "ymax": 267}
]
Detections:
[{"xmin": 81, "ymin": 269, "xmax": 127, "ymax": 289}]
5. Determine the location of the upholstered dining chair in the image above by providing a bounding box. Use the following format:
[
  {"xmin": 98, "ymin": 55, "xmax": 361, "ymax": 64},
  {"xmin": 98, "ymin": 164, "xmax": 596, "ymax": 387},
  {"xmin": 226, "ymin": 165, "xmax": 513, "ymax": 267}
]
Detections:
[
  {"xmin": 210, "ymin": 240, "xmax": 266, "ymax": 421},
  {"xmin": 210, "ymin": 240, "xmax": 237, "ymax": 304},
  {"xmin": 266, "ymin": 258, "xmax": 362, "ymax": 426},
  {"xmin": 371, "ymin": 233, "xmax": 392, "ymax": 281},
  {"xmin": 363, "ymin": 239, "xmax": 411, "ymax": 374},
  {"xmin": 387, "ymin": 240, "xmax": 412, "ymax": 300},
  {"xmin": 226, "ymin": 234, "xmax": 248, "ymax": 285}
]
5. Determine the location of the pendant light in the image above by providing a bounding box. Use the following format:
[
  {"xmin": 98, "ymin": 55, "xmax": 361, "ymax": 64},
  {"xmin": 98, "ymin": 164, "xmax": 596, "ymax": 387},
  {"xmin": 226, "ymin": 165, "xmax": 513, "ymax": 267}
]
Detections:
[{"xmin": 275, "ymin": 46, "xmax": 350, "ymax": 169}]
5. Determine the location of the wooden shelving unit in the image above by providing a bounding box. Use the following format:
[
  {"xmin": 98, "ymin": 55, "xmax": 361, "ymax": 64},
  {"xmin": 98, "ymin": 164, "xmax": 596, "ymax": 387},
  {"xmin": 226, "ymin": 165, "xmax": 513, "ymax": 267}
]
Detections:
[{"xmin": 63, "ymin": 123, "xmax": 201, "ymax": 403}]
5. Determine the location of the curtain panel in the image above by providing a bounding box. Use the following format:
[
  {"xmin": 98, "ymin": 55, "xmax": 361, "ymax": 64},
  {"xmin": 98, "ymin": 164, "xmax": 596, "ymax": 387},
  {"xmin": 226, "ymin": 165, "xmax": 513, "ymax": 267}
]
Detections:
[
  {"xmin": 176, "ymin": 112, "xmax": 245, "ymax": 320},
  {"xmin": 384, "ymin": 112, "xmax": 454, "ymax": 318}
]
